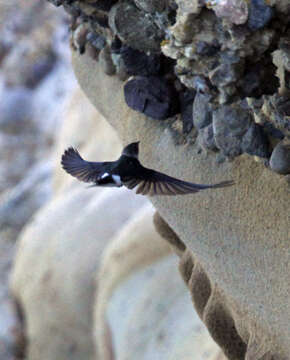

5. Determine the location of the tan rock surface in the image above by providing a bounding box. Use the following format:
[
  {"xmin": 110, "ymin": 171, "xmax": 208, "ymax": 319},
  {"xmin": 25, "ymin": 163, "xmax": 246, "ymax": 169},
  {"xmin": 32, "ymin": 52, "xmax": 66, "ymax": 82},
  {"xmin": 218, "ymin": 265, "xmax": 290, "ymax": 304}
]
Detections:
[
  {"xmin": 95, "ymin": 204, "xmax": 171, "ymax": 359},
  {"xmin": 72, "ymin": 52, "xmax": 290, "ymax": 358},
  {"xmin": 10, "ymin": 186, "xmax": 147, "ymax": 360},
  {"xmin": 9, "ymin": 82, "xmax": 249, "ymax": 360},
  {"xmin": 10, "ymin": 86, "xmax": 146, "ymax": 360},
  {"xmin": 95, "ymin": 205, "xmax": 221, "ymax": 360}
]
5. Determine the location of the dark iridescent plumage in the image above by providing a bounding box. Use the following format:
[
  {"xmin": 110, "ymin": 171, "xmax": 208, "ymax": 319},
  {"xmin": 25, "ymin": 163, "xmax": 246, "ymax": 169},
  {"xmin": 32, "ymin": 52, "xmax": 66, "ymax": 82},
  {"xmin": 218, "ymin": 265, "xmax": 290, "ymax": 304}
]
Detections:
[{"xmin": 61, "ymin": 142, "xmax": 234, "ymax": 196}]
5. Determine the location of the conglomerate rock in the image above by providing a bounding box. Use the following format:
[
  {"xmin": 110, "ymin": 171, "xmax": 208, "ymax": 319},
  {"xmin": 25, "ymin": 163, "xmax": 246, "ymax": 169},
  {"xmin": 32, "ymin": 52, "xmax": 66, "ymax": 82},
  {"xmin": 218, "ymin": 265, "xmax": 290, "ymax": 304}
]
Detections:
[
  {"xmin": 71, "ymin": 51, "xmax": 290, "ymax": 359},
  {"xmin": 47, "ymin": 0, "xmax": 290, "ymax": 172},
  {"xmin": 44, "ymin": 0, "xmax": 290, "ymax": 358}
]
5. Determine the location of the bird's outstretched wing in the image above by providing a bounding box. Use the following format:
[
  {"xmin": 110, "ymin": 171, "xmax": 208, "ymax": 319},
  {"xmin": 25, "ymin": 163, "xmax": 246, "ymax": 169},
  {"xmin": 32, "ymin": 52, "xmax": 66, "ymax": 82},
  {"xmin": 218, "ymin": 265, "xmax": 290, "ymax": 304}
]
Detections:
[
  {"xmin": 61, "ymin": 147, "xmax": 104, "ymax": 183},
  {"xmin": 123, "ymin": 170, "xmax": 234, "ymax": 196}
]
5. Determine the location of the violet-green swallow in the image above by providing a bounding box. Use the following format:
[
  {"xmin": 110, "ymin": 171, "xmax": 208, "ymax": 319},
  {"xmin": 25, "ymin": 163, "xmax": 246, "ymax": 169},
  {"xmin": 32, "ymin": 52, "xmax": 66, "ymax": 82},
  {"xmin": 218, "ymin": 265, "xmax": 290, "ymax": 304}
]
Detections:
[{"xmin": 61, "ymin": 142, "xmax": 234, "ymax": 196}]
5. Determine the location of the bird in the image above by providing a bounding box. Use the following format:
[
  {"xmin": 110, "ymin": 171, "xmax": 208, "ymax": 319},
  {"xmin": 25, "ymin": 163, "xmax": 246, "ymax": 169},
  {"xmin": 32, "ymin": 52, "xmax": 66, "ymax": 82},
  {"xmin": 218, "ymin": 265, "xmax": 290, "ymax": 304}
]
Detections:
[{"xmin": 61, "ymin": 142, "xmax": 234, "ymax": 196}]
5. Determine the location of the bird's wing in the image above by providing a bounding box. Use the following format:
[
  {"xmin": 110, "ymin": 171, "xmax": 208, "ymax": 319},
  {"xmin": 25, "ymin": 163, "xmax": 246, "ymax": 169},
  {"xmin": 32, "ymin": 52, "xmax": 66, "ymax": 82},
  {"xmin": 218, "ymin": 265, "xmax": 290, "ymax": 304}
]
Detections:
[
  {"xmin": 123, "ymin": 169, "xmax": 234, "ymax": 196},
  {"xmin": 61, "ymin": 147, "xmax": 104, "ymax": 183}
]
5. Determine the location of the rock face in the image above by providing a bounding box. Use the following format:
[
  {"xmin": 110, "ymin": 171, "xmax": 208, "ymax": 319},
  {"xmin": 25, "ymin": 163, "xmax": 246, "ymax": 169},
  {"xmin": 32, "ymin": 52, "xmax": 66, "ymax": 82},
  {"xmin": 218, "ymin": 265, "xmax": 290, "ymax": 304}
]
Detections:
[
  {"xmin": 18, "ymin": 0, "xmax": 290, "ymax": 358},
  {"xmin": 10, "ymin": 87, "xmax": 221, "ymax": 360},
  {"xmin": 10, "ymin": 89, "xmax": 127, "ymax": 360},
  {"xmin": 95, "ymin": 205, "xmax": 221, "ymax": 360},
  {"xmin": 9, "ymin": 88, "xmax": 145, "ymax": 360},
  {"xmin": 48, "ymin": 0, "xmax": 290, "ymax": 173},
  {"xmin": 72, "ymin": 52, "xmax": 290, "ymax": 359},
  {"xmin": 11, "ymin": 185, "xmax": 147, "ymax": 360}
]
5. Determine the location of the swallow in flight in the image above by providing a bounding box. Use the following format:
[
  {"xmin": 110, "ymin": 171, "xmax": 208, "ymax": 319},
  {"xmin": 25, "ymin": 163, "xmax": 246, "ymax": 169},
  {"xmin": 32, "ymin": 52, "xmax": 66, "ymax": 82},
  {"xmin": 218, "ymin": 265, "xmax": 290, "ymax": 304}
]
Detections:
[{"xmin": 61, "ymin": 142, "xmax": 234, "ymax": 196}]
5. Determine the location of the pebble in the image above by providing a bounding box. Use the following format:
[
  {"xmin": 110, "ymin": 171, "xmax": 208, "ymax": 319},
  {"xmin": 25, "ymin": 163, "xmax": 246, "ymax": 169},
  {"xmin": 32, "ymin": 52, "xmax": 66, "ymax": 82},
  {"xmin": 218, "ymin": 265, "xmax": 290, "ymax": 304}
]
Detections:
[
  {"xmin": 210, "ymin": 0, "xmax": 249, "ymax": 25},
  {"xmin": 197, "ymin": 124, "xmax": 218, "ymax": 151},
  {"xmin": 247, "ymin": 0, "xmax": 274, "ymax": 31},
  {"xmin": 86, "ymin": 32, "xmax": 106, "ymax": 51},
  {"xmin": 109, "ymin": 2, "xmax": 164, "ymax": 53},
  {"xmin": 269, "ymin": 143, "xmax": 290, "ymax": 175},
  {"xmin": 124, "ymin": 76, "xmax": 179, "ymax": 120},
  {"xmin": 209, "ymin": 63, "xmax": 243, "ymax": 87},
  {"xmin": 192, "ymin": 92, "xmax": 213, "ymax": 130},
  {"xmin": 179, "ymin": 89, "xmax": 196, "ymax": 133},
  {"xmin": 241, "ymin": 123, "xmax": 270, "ymax": 158},
  {"xmin": 213, "ymin": 104, "xmax": 252, "ymax": 157},
  {"xmin": 120, "ymin": 46, "xmax": 160, "ymax": 76}
]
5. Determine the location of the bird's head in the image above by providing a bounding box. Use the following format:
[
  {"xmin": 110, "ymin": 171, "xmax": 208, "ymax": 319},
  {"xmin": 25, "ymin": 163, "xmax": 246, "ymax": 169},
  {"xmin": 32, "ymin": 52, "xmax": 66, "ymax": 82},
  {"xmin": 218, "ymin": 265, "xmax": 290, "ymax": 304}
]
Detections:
[{"xmin": 122, "ymin": 141, "xmax": 140, "ymax": 158}]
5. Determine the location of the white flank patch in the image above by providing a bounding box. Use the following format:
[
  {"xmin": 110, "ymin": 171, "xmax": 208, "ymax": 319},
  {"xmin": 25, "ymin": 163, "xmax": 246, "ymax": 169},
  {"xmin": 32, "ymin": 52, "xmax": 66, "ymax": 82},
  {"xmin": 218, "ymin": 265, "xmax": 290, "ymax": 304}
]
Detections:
[{"xmin": 112, "ymin": 175, "xmax": 122, "ymax": 187}]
